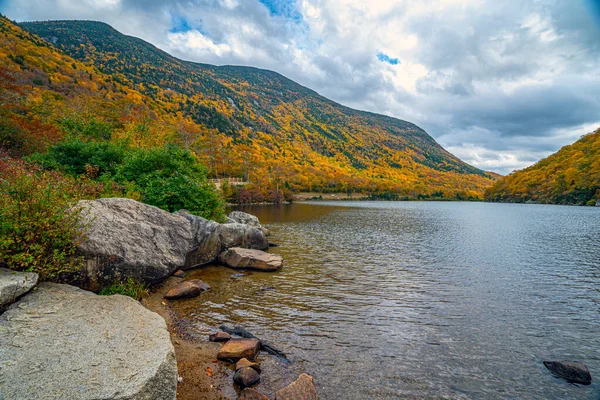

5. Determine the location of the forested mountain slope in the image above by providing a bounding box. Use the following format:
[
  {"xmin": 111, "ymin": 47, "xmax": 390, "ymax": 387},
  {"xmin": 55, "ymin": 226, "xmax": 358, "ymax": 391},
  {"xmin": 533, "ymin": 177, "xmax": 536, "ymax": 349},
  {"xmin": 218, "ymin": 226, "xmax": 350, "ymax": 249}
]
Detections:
[
  {"xmin": 485, "ymin": 128, "xmax": 600, "ymax": 205},
  {"xmin": 13, "ymin": 18, "xmax": 495, "ymax": 198}
]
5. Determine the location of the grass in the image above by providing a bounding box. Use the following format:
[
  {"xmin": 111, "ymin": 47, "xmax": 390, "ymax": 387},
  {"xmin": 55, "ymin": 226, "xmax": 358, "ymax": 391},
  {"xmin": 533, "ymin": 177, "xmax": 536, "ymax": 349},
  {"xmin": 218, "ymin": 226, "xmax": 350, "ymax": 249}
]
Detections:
[{"xmin": 99, "ymin": 278, "xmax": 148, "ymax": 301}]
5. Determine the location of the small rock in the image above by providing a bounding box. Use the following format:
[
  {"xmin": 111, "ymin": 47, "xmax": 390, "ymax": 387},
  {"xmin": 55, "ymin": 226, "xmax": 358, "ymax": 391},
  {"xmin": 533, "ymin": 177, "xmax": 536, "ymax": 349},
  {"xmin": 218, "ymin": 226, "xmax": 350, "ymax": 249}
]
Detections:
[
  {"xmin": 236, "ymin": 358, "xmax": 261, "ymax": 372},
  {"xmin": 543, "ymin": 360, "xmax": 592, "ymax": 385},
  {"xmin": 234, "ymin": 367, "xmax": 260, "ymax": 388},
  {"xmin": 268, "ymin": 242, "xmax": 280, "ymax": 247},
  {"xmin": 217, "ymin": 338, "xmax": 260, "ymax": 361},
  {"xmin": 231, "ymin": 272, "xmax": 249, "ymax": 280},
  {"xmin": 218, "ymin": 248, "xmax": 283, "ymax": 271},
  {"xmin": 164, "ymin": 280, "xmax": 210, "ymax": 299},
  {"xmin": 209, "ymin": 331, "xmax": 231, "ymax": 342},
  {"xmin": 173, "ymin": 270, "xmax": 186, "ymax": 278},
  {"xmin": 238, "ymin": 388, "xmax": 270, "ymax": 400},
  {"xmin": 275, "ymin": 373, "xmax": 319, "ymax": 400},
  {"xmin": 0, "ymin": 268, "xmax": 38, "ymax": 308}
]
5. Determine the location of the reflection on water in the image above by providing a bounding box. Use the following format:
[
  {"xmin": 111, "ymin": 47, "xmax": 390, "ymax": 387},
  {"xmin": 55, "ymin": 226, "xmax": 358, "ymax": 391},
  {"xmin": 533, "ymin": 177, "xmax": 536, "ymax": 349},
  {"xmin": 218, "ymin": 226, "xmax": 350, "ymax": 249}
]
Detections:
[{"xmin": 170, "ymin": 202, "xmax": 600, "ymax": 399}]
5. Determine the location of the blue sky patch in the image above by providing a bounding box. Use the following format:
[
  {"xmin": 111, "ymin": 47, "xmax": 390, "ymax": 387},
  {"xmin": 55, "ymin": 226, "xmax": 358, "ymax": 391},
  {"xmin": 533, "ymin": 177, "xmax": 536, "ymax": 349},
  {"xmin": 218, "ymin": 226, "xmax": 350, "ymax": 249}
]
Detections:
[
  {"xmin": 169, "ymin": 16, "xmax": 205, "ymax": 34},
  {"xmin": 259, "ymin": 0, "xmax": 302, "ymax": 21},
  {"xmin": 377, "ymin": 52, "xmax": 400, "ymax": 65}
]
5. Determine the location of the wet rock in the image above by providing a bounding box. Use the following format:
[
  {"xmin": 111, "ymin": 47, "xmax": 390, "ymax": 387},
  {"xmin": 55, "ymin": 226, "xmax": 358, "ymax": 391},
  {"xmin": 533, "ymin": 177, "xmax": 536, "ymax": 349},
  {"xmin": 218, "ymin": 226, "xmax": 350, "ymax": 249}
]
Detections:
[
  {"xmin": 275, "ymin": 373, "xmax": 319, "ymax": 400},
  {"xmin": 543, "ymin": 360, "xmax": 592, "ymax": 385},
  {"xmin": 0, "ymin": 283, "xmax": 177, "ymax": 399},
  {"xmin": 234, "ymin": 367, "xmax": 260, "ymax": 388},
  {"xmin": 173, "ymin": 269, "xmax": 186, "ymax": 278},
  {"xmin": 231, "ymin": 272, "xmax": 250, "ymax": 280},
  {"xmin": 221, "ymin": 223, "xmax": 269, "ymax": 251},
  {"xmin": 209, "ymin": 331, "xmax": 231, "ymax": 342},
  {"xmin": 218, "ymin": 248, "xmax": 283, "ymax": 271},
  {"xmin": 76, "ymin": 198, "xmax": 194, "ymax": 290},
  {"xmin": 268, "ymin": 242, "xmax": 280, "ymax": 247},
  {"xmin": 257, "ymin": 286, "xmax": 276, "ymax": 293},
  {"xmin": 176, "ymin": 211, "xmax": 223, "ymax": 268},
  {"xmin": 238, "ymin": 388, "xmax": 270, "ymax": 400},
  {"xmin": 164, "ymin": 279, "xmax": 210, "ymax": 299},
  {"xmin": 217, "ymin": 338, "xmax": 261, "ymax": 361},
  {"xmin": 236, "ymin": 358, "xmax": 261, "ymax": 372},
  {"xmin": 0, "ymin": 268, "xmax": 38, "ymax": 308}
]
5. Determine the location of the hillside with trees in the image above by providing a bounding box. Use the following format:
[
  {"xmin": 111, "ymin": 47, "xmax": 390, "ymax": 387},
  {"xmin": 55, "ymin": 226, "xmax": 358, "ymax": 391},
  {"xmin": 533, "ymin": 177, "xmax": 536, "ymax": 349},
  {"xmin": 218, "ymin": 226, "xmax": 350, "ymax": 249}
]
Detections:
[
  {"xmin": 17, "ymin": 18, "xmax": 495, "ymax": 200},
  {"xmin": 485, "ymin": 128, "xmax": 600, "ymax": 205}
]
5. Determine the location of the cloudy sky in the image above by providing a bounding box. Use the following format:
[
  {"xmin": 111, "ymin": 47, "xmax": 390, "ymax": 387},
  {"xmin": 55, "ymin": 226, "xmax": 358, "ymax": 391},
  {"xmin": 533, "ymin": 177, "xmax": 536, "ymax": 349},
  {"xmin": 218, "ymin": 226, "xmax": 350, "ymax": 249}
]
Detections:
[{"xmin": 2, "ymin": 0, "xmax": 600, "ymax": 174}]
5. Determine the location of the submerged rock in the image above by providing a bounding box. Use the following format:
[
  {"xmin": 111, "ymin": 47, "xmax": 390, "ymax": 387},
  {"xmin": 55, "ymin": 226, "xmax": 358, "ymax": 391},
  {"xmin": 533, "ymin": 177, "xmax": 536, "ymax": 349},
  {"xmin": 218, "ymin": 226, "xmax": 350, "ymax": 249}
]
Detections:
[
  {"xmin": 234, "ymin": 367, "xmax": 261, "ymax": 388},
  {"xmin": 0, "ymin": 268, "xmax": 38, "ymax": 308},
  {"xmin": 543, "ymin": 360, "xmax": 592, "ymax": 385},
  {"xmin": 209, "ymin": 331, "xmax": 231, "ymax": 342},
  {"xmin": 218, "ymin": 248, "xmax": 283, "ymax": 271},
  {"xmin": 164, "ymin": 280, "xmax": 210, "ymax": 299},
  {"xmin": 0, "ymin": 283, "xmax": 177, "ymax": 399},
  {"xmin": 217, "ymin": 338, "xmax": 261, "ymax": 361},
  {"xmin": 76, "ymin": 198, "xmax": 193, "ymax": 290},
  {"xmin": 275, "ymin": 373, "xmax": 319, "ymax": 400},
  {"xmin": 238, "ymin": 388, "xmax": 270, "ymax": 400}
]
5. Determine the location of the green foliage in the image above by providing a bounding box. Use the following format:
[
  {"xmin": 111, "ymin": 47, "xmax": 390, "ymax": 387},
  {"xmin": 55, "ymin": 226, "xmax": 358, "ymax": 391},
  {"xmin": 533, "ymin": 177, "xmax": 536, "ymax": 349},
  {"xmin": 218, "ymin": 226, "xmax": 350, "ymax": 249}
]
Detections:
[
  {"xmin": 99, "ymin": 278, "xmax": 148, "ymax": 300},
  {"xmin": 60, "ymin": 116, "xmax": 113, "ymax": 141},
  {"xmin": 0, "ymin": 156, "xmax": 103, "ymax": 280},
  {"xmin": 116, "ymin": 145, "xmax": 224, "ymax": 220},
  {"xmin": 29, "ymin": 139, "xmax": 126, "ymax": 176}
]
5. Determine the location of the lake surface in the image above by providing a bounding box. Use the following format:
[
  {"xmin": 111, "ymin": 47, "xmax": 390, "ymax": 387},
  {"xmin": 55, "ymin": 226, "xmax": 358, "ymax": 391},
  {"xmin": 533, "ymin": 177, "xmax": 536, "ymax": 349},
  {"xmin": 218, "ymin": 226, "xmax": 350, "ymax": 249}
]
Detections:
[{"xmin": 173, "ymin": 201, "xmax": 600, "ymax": 399}]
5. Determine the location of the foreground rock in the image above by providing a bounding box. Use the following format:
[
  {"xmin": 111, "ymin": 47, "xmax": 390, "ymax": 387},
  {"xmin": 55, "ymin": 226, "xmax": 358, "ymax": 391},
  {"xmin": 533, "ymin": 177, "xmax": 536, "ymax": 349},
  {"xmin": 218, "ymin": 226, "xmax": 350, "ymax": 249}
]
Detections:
[
  {"xmin": 221, "ymin": 223, "xmax": 269, "ymax": 251},
  {"xmin": 219, "ymin": 248, "xmax": 283, "ymax": 271},
  {"xmin": 234, "ymin": 367, "xmax": 261, "ymax": 388},
  {"xmin": 0, "ymin": 268, "xmax": 38, "ymax": 308},
  {"xmin": 275, "ymin": 373, "xmax": 319, "ymax": 400},
  {"xmin": 176, "ymin": 211, "xmax": 223, "ymax": 268},
  {"xmin": 76, "ymin": 198, "xmax": 193, "ymax": 290},
  {"xmin": 238, "ymin": 388, "xmax": 270, "ymax": 400},
  {"xmin": 164, "ymin": 279, "xmax": 210, "ymax": 299},
  {"xmin": 236, "ymin": 358, "xmax": 261, "ymax": 372},
  {"xmin": 543, "ymin": 360, "xmax": 592, "ymax": 385},
  {"xmin": 0, "ymin": 283, "xmax": 177, "ymax": 399},
  {"xmin": 209, "ymin": 331, "xmax": 231, "ymax": 342},
  {"xmin": 217, "ymin": 338, "xmax": 261, "ymax": 361}
]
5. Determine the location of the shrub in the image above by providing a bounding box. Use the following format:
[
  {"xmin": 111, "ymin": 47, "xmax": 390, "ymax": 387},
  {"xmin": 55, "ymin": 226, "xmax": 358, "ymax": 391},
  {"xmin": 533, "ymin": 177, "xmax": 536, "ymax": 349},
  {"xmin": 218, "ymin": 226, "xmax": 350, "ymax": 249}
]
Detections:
[
  {"xmin": 99, "ymin": 278, "xmax": 148, "ymax": 300},
  {"xmin": 0, "ymin": 156, "xmax": 103, "ymax": 280}
]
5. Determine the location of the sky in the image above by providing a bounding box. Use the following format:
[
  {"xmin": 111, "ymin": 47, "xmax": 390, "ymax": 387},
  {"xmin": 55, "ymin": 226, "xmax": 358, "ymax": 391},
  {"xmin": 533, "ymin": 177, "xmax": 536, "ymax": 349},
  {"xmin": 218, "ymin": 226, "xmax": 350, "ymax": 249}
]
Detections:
[{"xmin": 2, "ymin": 0, "xmax": 600, "ymax": 174}]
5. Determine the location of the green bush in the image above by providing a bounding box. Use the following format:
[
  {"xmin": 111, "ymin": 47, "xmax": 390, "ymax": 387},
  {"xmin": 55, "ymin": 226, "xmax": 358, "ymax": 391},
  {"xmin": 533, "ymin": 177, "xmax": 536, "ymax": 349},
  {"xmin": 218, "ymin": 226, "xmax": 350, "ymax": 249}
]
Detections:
[
  {"xmin": 0, "ymin": 156, "xmax": 102, "ymax": 280},
  {"xmin": 99, "ymin": 278, "xmax": 148, "ymax": 300}
]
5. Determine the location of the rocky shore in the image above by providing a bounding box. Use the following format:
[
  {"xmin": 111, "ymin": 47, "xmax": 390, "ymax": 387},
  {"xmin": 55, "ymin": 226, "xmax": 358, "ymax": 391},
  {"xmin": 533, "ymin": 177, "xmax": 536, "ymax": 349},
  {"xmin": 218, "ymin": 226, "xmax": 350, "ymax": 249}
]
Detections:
[{"xmin": 0, "ymin": 198, "xmax": 318, "ymax": 400}]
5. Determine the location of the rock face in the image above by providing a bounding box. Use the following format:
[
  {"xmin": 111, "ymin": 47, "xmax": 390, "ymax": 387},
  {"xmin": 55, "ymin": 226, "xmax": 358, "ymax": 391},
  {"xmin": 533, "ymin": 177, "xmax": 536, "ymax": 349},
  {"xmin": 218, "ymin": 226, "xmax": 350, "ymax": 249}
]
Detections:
[
  {"xmin": 0, "ymin": 268, "xmax": 38, "ymax": 308},
  {"xmin": 176, "ymin": 211, "xmax": 223, "ymax": 268},
  {"xmin": 77, "ymin": 198, "xmax": 193, "ymax": 290},
  {"xmin": 238, "ymin": 388, "xmax": 270, "ymax": 400},
  {"xmin": 219, "ymin": 248, "xmax": 283, "ymax": 271},
  {"xmin": 543, "ymin": 360, "xmax": 592, "ymax": 385},
  {"xmin": 221, "ymin": 223, "xmax": 269, "ymax": 251},
  {"xmin": 0, "ymin": 283, "xmax": 178, "ymax": 399},
  {"xmin": 234, "ymin": 367, "xmax": 260, "ymax": 388},
  {"xmin": 164, "ymin": 280, "xmax": 210, "ymax": 299},
  {"xmin": 275, "ymin": 373, "xmax": 319, "ymax": 400},
  {"xmin": 217, "ymin": 338, "xmax": 261, "ymax": 361}
]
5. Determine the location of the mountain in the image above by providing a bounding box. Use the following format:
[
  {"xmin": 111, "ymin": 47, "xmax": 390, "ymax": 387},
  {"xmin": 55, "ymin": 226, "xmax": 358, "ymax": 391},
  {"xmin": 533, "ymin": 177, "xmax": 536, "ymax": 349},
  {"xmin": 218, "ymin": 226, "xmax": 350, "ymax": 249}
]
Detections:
[
  {"xmin": 14, "ymin": 18, "xmax": 495, "ymax": 199},
  {"xmin": 485, "ymin": 128, "xmax": 600, "ymax": 205}
]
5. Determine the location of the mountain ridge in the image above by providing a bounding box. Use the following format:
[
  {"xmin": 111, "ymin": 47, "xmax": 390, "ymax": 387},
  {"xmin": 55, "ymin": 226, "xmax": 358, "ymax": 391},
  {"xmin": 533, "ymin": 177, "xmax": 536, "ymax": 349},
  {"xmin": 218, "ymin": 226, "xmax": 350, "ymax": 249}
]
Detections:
[{"xmin": 14, "ymin": 17, "xmax": 495, "ymax": 198}]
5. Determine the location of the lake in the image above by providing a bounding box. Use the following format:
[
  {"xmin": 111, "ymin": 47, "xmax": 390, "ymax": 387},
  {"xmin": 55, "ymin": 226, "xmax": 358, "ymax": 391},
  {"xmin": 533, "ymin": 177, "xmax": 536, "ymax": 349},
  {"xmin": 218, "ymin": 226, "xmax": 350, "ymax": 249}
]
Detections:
[{"xmin": 171, "ymin": 201, "xmax": 600, "ymax": 399}]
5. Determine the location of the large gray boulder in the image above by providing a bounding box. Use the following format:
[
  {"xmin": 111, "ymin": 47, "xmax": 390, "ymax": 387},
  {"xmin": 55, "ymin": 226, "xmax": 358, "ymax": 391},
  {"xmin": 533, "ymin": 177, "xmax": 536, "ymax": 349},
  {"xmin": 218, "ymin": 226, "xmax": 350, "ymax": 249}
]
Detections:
[
  {"xmin": 175, "ymin": 211, "xmax": 223, "ymax": 268},
  {"xmin": 221, "ymin": 223, "xmax": 269, "ymax": 251},
  {"xmin": 226, "ymin": 211, "xmax": 270, "ymax": 236},
  {"xmin": 0, "ymin": 283, "xmax": 177, "ymax": 400},
  {"xmin": 0, "ymin": 269, "xmax": 38, "ymax": 308},
  {"xmin": 76, "ymin": 198, "xmax": 193, "ymax": 290}
]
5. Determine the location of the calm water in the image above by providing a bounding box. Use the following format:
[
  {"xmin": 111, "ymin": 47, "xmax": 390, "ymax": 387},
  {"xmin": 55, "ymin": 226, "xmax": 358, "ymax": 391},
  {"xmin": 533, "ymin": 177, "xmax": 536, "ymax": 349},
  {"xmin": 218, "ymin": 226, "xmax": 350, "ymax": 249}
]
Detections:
[{"xmin": 173, "ymin": 202, "xmax": 600, "ymax": 399}]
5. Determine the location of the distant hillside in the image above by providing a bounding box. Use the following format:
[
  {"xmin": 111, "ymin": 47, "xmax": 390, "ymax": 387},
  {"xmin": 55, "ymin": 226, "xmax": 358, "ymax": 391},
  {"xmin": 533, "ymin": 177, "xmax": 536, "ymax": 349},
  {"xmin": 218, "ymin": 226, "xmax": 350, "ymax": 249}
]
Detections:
[
  {"xmin": 16, "ymin": 18, "xmax": 495, "ymax": 198},
  {"xmin": 485, "ymin": 128, "xmax": 600, "ymax": 205}
]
